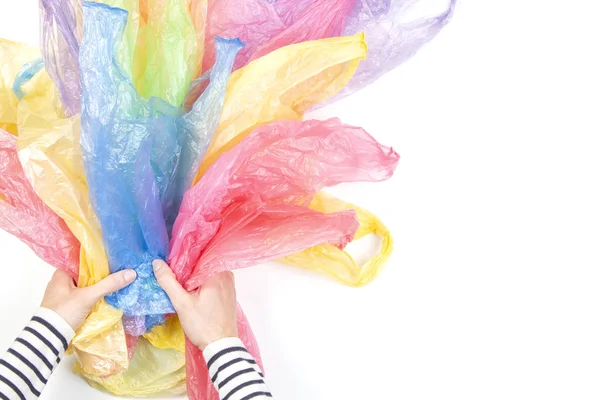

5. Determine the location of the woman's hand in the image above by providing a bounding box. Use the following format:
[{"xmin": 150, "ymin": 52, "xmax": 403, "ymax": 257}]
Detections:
[
  {"xmin": 41, "ymin": 269, "xmax": 136, "ymax": 330},
  {"xmin": 153, "ymin": 260, "xmax": 238, "ymax": 350}
]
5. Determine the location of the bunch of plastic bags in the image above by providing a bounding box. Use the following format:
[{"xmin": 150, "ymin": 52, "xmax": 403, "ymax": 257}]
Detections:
[{"xmin": 0, "ymin": 0, "xmax": 454, "ymax": 397}]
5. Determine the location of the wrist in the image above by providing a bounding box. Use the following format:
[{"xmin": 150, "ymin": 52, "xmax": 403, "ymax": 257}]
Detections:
[
  {"xmin": 37, "ymin": 307, "xmax": 76, "ymax": 343},
  {"xmin": 192, "ymin": 325, "xmax": 238, "ymax": 351},
  {"xmin": 202, "ymin": 337, "xmax": 244, "ymax": 358}
]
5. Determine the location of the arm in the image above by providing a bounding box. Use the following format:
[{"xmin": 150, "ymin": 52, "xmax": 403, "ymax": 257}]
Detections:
[
  {"xmin": 153, "ymin": 260, "xmax": 273, "ymax": 400},
  {"xmin": 0, "ymin": 269, "xmax": 136, "ymax": 400}
]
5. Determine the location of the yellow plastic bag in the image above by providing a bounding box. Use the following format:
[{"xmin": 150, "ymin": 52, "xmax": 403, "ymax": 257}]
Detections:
[
  {"xmin": 186, "ymin": 0, "xmax": 208, "ymax": 78},
  {"xmin": 281, "ymin": 191, "xmax": 393, "ymax": 287},
  {"xmin": 193, "ymin": 33, "xmax": 367, "ymax": 182},
  {"xmin": 76, "ymin": 338, "xmax": 186, "ymax": 397},
  {"xmin": 71, "ymin": 301, "xmax": 129, "ymax": 377},
  {"xmin": 0, "ymin": 39, "xmax": 40, "ymax": 135},
  {"xmin": 144, "ymin": 316, "xmax": 186, "ymax": 353},
  {"xmin": 14, "ymin": 63, "xmax": 127, "ymax": 377}
]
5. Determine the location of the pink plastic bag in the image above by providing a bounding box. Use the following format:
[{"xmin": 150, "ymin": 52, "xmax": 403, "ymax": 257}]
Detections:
[
  {"xmin": 168, "ymin": 118, "xmax": 398, "ymax": 400},
  {"xmin": 169, "ymin": 118, "xmax": 399, "ymax": 289},
  {"xmin": 0, "ymin": 129, "xmax": 79, "ymax": 279},
  {"xmin": 203, "ymin": 0, "xmax": 355, "ymax": 72}
]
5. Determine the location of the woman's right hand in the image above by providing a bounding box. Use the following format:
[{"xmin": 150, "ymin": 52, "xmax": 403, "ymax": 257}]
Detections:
[{"xmin": 152, "ymin": 260, "xmax": 238, "ymax": 350}]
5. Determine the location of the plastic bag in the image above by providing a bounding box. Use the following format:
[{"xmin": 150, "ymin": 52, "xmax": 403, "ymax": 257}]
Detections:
[
  {"xmin": 332, "ymin": 0, "xmax": 457, "ymax": 102},
  {"xmin": 136, "ymin": 0, "xmax": 198, "ymax": 106},
  {"xmin": 13, "ymin": 51, "xmax": 128, "ymax": 377},
  {"xmin": 248, "ymin": 0, "xmax": 355, "ymax": 63},
  {"xmin": 143, "ymin": 315, "xmax": 185, "ymax": 352},
  {"xmin": 15, "ymin": 66, "xmax": 109, "ymax": 289},
  {"xmin": 0, "ymin": 129, "xmax": 79, "ymax": 278},
  {"xmin": 169, "ymin": 117, "xmax": 397, "ymax": 400},
  {"xmin": 282, "ymin": 191, "xmax": 394, "ymax": 286},
  {"xmin": 75, "ymin": 337, "xmax": 186, "ymax": 396},
  {"xmin": 99, "ymin": 0, "xmax": 141, "ymax": 79},
  {"xmin": 171, "ymin": 117, "xmax": 398, "ymax": 288},
  {"xmin": 186, "ymin": 0, "xmax": 208, "ymax": 78},
  {"xmin": 40, "ymin": 0, "xmax": 82, "ymax": 116},
  {"xmin": 79, "ymin": 2, "xmax": 241, "ymax": 332},
  {"xmin": 193, "ymin": 33, "xmax": 367, "ymax": 182},
  {"xmin": 202, "ymin": 0, "xmax": 355, "ymax": 72},
  {"xmin": 0, "ymin": 39, "xmax": 40, "ymax": 135}
]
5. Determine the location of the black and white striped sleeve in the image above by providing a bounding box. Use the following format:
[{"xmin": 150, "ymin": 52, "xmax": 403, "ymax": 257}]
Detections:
[
  {"xmin": 204, "ymin": 338, "xmax": 272, "ymax": 400},
  {"xmin": 0, "ymin": 308, "xmax": 74, "ymax": 400}
]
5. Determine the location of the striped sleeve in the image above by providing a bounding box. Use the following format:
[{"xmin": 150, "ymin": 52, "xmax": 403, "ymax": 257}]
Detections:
[
  {"xmin": 0, "ymin": 308, "xmax": 74, "ymax": 400},
  {"xmin": 203, "ymin": 338, "xmax": 272, "ymax": 400}
]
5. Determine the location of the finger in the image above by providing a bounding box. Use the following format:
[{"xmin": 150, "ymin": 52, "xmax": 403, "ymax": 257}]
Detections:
[
  {"xmin": 152, "ymin": 260, "xmax": 189, "ymax": 308},
  {"xmin": 83, "ymin": 269, "xmax": 137, "ymax": 302}
]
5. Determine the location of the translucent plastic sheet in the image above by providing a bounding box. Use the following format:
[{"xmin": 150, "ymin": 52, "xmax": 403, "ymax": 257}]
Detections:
[
  {"xmin": 0, "ymin": 0, "xmax": 424, "ymax": 396},
  {"xmin": 334, "ymin": 0, "xmax": 457, "ymax": 101},
  {"xmin": 39, "ymin": 0, "xmax": 82, "ymax": 116},
  {"xmin": 203, "ymin": 0, "xmax": 355, "ymax": 72},
  {"xmin": 204, "ymin": 0, "xmax": 455, "ymax": 101},
  {"xmin": 76, "ymin": 338, "xmax": 186, "ymax": 396},
  {"xmin": 80, "ymin": 2, "xmax": 241, "ymax": 331},
  {"xmin": 193, "ymin": 33, "xmax": 367, "ymax": 181},
  {"xmin": 100, "ymin": 0, "xmax": 142, "ymax": 77},
  {"xmin": 136, "ymin": 0, "xmax": 198, "ymax": 106},
  {"xmin": 170, "ymin": 118, "xmax": 399, "ymax": 289},
  {"xmin": 0, "ymin": 129, "xmax": 79, "ymax": 279},
  {"xmin": 186, "ymin": 0, "xmax": 208, "ymax": 78},
  {"xmin": 143, "ymin": 316, "xmax": 185, "ymax": 352},
  {"xmin": 282, "ymin": 191, "xmax": 394, "ymax": 286},
  {"xmin": 15, "ymin": 66, "xmax": 109, "ymax": 290},
  {"xmin": 249, "ymin": 0, "xmax": 356, "ymax": 62},
  {"xmin": 13, "ymin": 52, "xmax": 127, "ymax": 377},
  {"xmin": 0, "ymin": 39, "xmax": 40, "ymax": 135}
]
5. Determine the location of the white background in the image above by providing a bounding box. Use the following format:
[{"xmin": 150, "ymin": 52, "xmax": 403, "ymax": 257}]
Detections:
[{"xmin": 1, "ymin": 0, "xmax": 600, "ymax": 399}]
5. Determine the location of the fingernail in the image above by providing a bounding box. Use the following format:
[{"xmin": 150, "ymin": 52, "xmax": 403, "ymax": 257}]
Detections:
[
  {"xmin": 152, "ymin": 260, "xmax": 163, "ymax": 272},
  {"xmin": 124, "ymin": 270, "xmax": 137, "ymax": 283}
]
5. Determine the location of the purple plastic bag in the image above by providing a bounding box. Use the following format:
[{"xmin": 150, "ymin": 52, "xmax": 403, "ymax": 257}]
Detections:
[
  {"xmin": 39, "ymin": 0, "xmax": 81, "ymax": 116},
  {"xmin": 333, "ymin": 0, "xmax": 457, "ymax": 101}
]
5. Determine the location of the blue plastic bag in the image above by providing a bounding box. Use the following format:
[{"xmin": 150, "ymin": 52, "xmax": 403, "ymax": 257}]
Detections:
[{"xmin": 79, "ymin": 2, "xmax": 242, "ymax": 333}]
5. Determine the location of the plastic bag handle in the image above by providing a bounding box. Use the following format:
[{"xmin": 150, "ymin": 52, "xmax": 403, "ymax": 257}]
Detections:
[{"xmin": 280, "ymin": 191, "xmax": 393, "ymax": 287}]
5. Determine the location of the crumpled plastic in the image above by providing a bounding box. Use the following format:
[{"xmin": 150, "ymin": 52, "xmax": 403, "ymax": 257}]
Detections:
[
  {"xmin": 0, "ymin": 39, "xmax": 40, "ymax": 135},
  {"xmin": 75, "ymin": 337, "xmax": 186, "ymax": 396},
  {"xmin": 282, "ymin": 191, "xmax": 394, "ymax": 287},
  {"xmin": 193, "ymin": 33, "xmax": 367, "ymax": 181},
  {"xmin": 203, "ymin": 0, "xmax": 455, "ymax": 100},
  {"xmin": 79, "ymin": 2, "xmax": 242, "ymax": 332},
  {"xmin": 169, "ymin": 117, "xmax": 398, "ymax": 400},
  {"xmin": 143, "ymin": 315, "xmax": 185, "ymax": 353},
  {"xmin": 332, "ymin": 0, "xmax": 457, "ymax": 102},
  {"xmin": 12, "ymin": 44, "xmax": 128, "ymax": 377},
  {"xmin": 172, "ymin": 118, "xmax": 399, "ymax": 288},
  {"xmin": 36, "ymin": 0, "xmax": 456, "ymax": 108},
  {"xmin": 39, "ymin": 0, "xmax": 82, "ymax": 116},
  {"xmin": 0, "ymin": 0, "xmax": 437, "ymax": 396},
  {"xmin": 202, "ymin": 0, "xmax": 355, "ymax": 72},
  {"xmin": 136, "ymin": 0, "xmax": 198, "ymax": 106},
  {"xmin": 0, "ymin": 129, "xmax": 80, "ymax": 279}
]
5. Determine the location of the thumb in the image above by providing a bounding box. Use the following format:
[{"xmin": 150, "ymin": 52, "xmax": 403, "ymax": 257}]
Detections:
[
  {"xmin": 153, "ymin": 260, "xmax": 189, "ymax": 308},
  {"xmin": 84, "ymin": 269, "xmax": 137, "ymax": 303}
]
